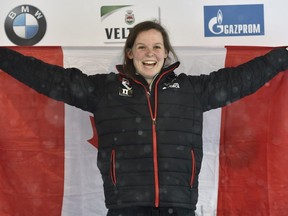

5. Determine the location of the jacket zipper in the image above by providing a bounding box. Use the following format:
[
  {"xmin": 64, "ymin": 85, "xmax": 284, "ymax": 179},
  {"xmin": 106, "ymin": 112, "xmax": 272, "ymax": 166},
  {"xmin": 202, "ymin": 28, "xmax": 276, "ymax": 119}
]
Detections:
[
  {"xmin": 190, "ymin": 149, "xmax": 196, "ymax": 188},
  {"xmin": 133, "ymin": 65, "xmax": 178, "ymax": 207},
  {"xmin": 110, "ymin": 149, "xmax": 117, "ymax": 186},
  {"xmin": 142, "ymin": 85, "xmax": 160, "ymax": 207}
]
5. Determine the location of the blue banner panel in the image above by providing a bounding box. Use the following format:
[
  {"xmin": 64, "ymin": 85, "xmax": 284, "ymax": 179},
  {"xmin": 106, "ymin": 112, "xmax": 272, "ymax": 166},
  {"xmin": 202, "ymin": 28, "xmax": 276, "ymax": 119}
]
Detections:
[{"xmin": 204, "ymin": 4, "xmax": 264, "ymax": 37}]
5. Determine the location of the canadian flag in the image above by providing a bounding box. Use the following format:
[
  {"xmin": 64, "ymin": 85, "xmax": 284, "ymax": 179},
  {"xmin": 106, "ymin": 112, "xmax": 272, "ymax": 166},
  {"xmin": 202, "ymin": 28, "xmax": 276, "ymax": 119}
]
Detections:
[{"xmin": 0, "ymin": 46, "xmax": 288, "ymax": 216}]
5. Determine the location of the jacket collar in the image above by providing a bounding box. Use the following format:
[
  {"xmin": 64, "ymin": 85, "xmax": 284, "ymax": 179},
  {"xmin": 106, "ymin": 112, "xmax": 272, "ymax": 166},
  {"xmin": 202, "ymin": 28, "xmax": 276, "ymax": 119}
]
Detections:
[{"xmin": 116, "ymin": 61, "xmax": 180, "ymax": 85}]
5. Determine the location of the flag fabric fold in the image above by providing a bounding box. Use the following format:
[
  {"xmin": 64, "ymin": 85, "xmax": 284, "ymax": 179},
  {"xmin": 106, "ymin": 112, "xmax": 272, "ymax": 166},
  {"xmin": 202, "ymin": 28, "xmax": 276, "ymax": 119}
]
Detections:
[
  {"xmin": 0, "ymin": 47, "xmax": 65, "ymax": 216},
  {"xmin": 218, "ymin": 46, "xmax": 288, "ymax": 215}
]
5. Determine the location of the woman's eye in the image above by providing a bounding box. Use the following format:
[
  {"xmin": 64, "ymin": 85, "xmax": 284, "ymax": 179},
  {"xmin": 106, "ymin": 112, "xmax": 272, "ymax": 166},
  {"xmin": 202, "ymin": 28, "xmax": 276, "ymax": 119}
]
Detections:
[{"xmin": 154, "ymin": 45, "xmax": 162, "ymax": 50}]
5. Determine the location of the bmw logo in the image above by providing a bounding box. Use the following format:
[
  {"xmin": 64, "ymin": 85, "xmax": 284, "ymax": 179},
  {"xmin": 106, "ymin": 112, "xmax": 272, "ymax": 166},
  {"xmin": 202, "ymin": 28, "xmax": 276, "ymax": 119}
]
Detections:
[{"xmin": 5, "ymin": 5, "xmax": 47, "ymax": 46}]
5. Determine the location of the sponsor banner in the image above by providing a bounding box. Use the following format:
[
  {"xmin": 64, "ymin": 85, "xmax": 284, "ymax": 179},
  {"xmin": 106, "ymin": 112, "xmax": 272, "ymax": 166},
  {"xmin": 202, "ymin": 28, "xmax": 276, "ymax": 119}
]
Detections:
[
  {"xmin": 0, "ymin": 1, "xmax": 287, "ymax": 48},
  {"xmin": 204, "ymin": 4, "xmax": 264, "ymax": 37}
]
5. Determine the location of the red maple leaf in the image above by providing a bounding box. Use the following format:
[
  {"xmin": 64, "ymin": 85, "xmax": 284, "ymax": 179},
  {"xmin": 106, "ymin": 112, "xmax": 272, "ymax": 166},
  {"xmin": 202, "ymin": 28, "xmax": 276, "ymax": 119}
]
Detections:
[{"xmin": 87, "ymin": 116, "xmax": 98, "ymax": 148}]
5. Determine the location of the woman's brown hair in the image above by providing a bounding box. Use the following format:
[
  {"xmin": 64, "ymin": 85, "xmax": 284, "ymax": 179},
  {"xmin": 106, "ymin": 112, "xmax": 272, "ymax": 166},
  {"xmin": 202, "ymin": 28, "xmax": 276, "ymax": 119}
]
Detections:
[{"xmin": 122, "ymin": 20, "xmax": 178, "ymax": 78}]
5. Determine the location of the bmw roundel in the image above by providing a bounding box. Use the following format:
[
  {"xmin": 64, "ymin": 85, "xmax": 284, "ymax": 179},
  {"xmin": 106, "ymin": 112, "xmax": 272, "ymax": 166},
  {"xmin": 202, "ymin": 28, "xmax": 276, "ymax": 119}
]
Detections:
[{"xmin": 5, "ymin": 5, "xmax": 47, "ymax": 46}]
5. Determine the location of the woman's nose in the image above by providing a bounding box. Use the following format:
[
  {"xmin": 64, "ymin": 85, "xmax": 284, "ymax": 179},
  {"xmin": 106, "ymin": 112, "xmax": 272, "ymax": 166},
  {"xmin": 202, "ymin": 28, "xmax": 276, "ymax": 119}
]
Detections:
[{"xmin": 145, "ymin": 48, "xmax": 154, "ymax": 57}]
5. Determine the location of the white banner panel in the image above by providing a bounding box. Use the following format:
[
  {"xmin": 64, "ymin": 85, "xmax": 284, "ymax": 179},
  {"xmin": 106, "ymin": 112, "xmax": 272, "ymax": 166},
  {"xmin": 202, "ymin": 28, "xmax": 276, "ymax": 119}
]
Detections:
[{"xmin": 0, "ymin": 0, "xmax": 288, "ymax": 46}]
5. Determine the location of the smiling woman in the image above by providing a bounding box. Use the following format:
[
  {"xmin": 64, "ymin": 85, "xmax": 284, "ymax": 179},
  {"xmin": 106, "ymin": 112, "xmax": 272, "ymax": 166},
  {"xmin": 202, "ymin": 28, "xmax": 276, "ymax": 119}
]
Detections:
[
  {"xmin": 127, "ymin": 29, "xmax": 168, "ymax": 84},
  {"xmin": 122, "ymin": 21, "xmax": 178, "ymax": 83}
]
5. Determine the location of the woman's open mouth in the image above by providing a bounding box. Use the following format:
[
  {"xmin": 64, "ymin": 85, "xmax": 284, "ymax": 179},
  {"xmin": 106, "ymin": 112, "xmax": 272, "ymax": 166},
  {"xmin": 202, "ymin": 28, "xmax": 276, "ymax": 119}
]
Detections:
[{"xmin": 143, "ymin": 60, "xmax": 157, "ymax": 68}]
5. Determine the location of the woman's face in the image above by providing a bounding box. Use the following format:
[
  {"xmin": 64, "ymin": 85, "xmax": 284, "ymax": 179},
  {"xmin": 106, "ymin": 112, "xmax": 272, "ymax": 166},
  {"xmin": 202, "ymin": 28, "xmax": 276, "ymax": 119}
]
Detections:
[{"xmin": 127, "ymin": 29, "xmax": 168, "ymax": 84}]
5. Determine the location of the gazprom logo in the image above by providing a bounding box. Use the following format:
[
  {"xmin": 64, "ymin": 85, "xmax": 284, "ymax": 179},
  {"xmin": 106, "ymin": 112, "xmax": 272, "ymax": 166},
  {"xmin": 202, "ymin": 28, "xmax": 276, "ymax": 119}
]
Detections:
[{"xmin": 204, "ymin": 4, "xmax": 264, "ymax": 37}]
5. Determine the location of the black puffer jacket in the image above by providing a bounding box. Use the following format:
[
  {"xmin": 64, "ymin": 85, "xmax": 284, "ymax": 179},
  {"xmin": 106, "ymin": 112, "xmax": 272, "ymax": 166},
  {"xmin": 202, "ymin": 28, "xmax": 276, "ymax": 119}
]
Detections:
[{"xmin": 1, "ymin": 47, "xmax": 288, "ymax": 210}]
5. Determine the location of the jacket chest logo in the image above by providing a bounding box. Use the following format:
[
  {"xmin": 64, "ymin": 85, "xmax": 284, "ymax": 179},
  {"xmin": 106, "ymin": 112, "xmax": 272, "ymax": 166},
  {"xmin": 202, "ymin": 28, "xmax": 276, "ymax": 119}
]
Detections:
[
  {"xmin": 162, "ymin": 78, "xmax": 180, "ymax": 90},
  {"xmin": 119, "ymin": 77, "xmax": 133, "ymax": 97}
]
